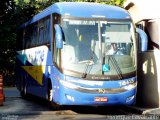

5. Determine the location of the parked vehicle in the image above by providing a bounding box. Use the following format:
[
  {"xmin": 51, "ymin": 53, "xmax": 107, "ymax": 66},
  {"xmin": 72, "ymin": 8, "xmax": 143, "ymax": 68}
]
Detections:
[{"xmin": 0, "ymin": 75, "xmax": 5, "ymax": 105}]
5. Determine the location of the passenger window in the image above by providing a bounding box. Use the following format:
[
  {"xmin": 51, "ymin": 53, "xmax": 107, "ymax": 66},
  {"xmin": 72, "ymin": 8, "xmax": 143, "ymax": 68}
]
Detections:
[
  {"xmin": 31, "ymin": 24, "xmax": 37, "ymax": 47},
  {"xmin": 38, "ymin": 20, "xmax": 44, "ymax": 45},
  {"xmin": 24, "ymin": 27, "xmax": 32, "ymax": 49},
  {"xmin": 44, "ymin": 17, "xmax": 50, "ymax": 45}
]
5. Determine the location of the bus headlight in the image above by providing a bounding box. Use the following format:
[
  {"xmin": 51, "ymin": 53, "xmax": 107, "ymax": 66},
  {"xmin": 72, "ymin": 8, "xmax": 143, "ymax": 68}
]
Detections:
[
  {"xmin": 126, "ymin": 95, "xmax": 135, "ymax": 103},
  {"xmin": 60, "ymin": 80, "xmax": 79, "ymax": 89},
  {"xmin": 124, "ymin": 82, "xmax": 137, "ymax": 90},
  {"xmin": 65, "ymin": 94, "xmax": 75, "ymax": 102}
]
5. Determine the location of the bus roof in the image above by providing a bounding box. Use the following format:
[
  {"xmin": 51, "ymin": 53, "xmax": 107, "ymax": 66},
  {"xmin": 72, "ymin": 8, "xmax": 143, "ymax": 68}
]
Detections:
[{"xmin": 21, "ymin": 2, "xmax": 131, "ymax": 28}]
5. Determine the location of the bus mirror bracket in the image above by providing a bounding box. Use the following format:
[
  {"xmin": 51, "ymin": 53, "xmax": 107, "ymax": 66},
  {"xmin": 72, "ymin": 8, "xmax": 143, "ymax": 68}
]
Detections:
[
  {"xmin": 54, "ymin": 24, "xmax": 63, "ymax": 49},
  {"xmin": 136, "ymin": 28, "xmax": 148, "ymax": 52}
]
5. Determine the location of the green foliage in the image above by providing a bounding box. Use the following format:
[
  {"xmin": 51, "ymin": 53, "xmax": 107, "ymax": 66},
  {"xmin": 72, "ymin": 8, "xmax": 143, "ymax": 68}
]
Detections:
[
  {"xmin": 0, "ymin": 0, "xmax": 16, "ymax": 85},
  {"xmin": 59, "ymin": 0, "xmax": 126, "ymax": 7},
  {"xmin": 106, "ymin": 0, "xmax": 126, "ymax": 7},
  {"xmin": 0, "ymin": 0, "xmax": 60, "ymax": 85}
]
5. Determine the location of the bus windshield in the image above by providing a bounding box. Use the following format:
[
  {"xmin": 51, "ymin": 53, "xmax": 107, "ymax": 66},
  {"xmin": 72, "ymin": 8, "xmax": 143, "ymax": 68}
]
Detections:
[{"xmin": 61, "ymin": 18, "xmax": 136, "ymax": 79}]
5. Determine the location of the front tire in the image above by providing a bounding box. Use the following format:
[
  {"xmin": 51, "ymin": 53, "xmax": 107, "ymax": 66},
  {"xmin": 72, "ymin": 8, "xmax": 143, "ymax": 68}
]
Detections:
[{"xmin": 47, "ymin": 81, "xmax": 61, "ymax": 110}]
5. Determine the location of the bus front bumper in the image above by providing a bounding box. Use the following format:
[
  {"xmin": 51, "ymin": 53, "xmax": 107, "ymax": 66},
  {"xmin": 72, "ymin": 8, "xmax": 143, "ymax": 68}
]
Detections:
[{"xmin": 53, "ymin": 80, "xmax": 137, "ymax": 106}]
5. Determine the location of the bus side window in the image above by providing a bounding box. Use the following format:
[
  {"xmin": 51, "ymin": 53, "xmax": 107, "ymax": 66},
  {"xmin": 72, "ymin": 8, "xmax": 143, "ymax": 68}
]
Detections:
[
  {"xmin": 44, "ymin": 17, "xmax": 50, "ymax": 46},
  {"xmin": 24, "ymin": 27, "xmax": 32, "ymax": 49},
  {"xmin": 31, "ymin": 24, "xmax": 38, "ymax": 47},
  {"xmin": 38, "ymin": 20, "xmax": 44, "ymax": 46}
]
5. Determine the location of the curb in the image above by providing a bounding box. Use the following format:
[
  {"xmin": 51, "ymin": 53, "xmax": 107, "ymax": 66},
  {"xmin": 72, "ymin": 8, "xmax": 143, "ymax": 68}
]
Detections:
[
  {"xmin": 124, "ymin": 106, "xmax": 160, "ymax": 115},
  {"xmin": 0, "ymin": 110, "xmax": 77, "ymax": 116}
]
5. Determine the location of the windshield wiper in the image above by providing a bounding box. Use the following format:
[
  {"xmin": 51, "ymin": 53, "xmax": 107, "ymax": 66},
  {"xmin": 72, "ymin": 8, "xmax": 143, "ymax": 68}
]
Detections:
[
  {"xmin": 103, "ymin": 43, "xmax": 123, "ymax": 79},
  {"xmin": 107, "ymin": 55, "xmax": 123, "ymax": 79},
  {"xmin": 81, "ymin": 40, "xmax": 96, "ymax": 78},
  {"xmin": 81, "ymin": 52, "xmax": 95, "ymax": 78}
]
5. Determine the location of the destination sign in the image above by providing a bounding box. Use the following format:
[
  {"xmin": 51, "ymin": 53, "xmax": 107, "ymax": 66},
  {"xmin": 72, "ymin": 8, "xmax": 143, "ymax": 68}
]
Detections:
[{"xmin": 69, "ymin": 20, "xmax": 96, "ymax": 25}]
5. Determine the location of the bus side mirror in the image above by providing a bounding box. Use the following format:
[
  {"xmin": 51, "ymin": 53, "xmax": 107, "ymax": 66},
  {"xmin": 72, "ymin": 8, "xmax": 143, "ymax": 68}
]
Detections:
[
  {"xmin": 136, "ymin": 28, "xmax": 148, "ymax": 52},
  {"xmin": 54, "ymin": 24, "xmax": 63, "ymax": 49}
]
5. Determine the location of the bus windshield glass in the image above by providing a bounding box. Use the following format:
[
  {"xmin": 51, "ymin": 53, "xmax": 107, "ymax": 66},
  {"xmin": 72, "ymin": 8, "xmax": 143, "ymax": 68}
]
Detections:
[{"xmin": 61, "ymin": 18, "xmax": 136, "ymax": 78}]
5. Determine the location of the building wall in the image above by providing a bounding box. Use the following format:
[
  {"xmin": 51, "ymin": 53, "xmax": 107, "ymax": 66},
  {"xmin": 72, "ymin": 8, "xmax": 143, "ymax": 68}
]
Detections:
[
  {"xmin": 137, "ymin": 51, "xmax": 160, "ymax": 108},
  {"xmin": 145, "ymin": 20, "xmax": 160, "ymax": 49},
  {"xmin": 124, "ymin": 0, "xmax": 160, "ymax": 23},
  {"xmin": 124, "ymin": 0, "xmax": 160, "ymax": 108}
]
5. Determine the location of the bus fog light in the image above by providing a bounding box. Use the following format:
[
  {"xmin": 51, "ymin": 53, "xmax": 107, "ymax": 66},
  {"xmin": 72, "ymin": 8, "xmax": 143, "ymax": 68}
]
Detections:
[
  {"xmin": 65, "ymin": 94, "xmax": 75, "ymax": 102},
  {"xmin": 126, "ymin": 95, "xmax": 135, "ymax": 103}
]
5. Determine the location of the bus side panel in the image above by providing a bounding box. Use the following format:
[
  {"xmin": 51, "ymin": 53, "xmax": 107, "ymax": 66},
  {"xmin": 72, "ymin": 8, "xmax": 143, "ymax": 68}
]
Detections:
[
  {"xmin": 49, "ymin": 66, "xmax": 65, "ymax": 104},
  {"xmin": 15, "ymin": 46, "xmax": 53, "ymax": 99}
]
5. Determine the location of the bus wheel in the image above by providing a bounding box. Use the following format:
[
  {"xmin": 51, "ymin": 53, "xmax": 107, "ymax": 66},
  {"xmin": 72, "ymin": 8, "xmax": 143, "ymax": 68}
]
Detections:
[
  {"xmin": 48, "ymin": 87, "xmax": 53, "ymax": 103},
  {"xmin": 48, "ymin": 82, "xmax": 61, "ymax": 110},
  {"xmin": 20, "ymin": 77, "xmax": 27, "ymax": 98}
]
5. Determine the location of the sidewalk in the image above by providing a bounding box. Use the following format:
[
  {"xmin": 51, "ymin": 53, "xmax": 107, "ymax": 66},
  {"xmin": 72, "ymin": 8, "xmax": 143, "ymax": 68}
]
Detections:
[
  {"xmin": 125, "ymin": 106, "xmax": 160, "ymax": 115},
  {"xmin": 3, "ymin": 87, "xmax": 20, "ymax": 98},
  {"xmin": 142, "ymin": 108, "xmax": 160, "ymax": 115}
]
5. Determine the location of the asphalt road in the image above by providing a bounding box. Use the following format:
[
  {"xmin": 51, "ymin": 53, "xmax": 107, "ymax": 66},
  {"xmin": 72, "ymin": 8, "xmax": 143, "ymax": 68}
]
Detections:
[
  {"xmin": 0, "ymin": 87, "xmax": 118, "ymax": 120},
  {"xmin": 0, "ymin": 87, "xmax": 159, "ymax": 120}
]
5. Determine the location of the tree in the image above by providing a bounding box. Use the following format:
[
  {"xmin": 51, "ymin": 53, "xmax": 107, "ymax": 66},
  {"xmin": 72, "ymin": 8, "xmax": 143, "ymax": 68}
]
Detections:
[
  {"xmin": 59, "ymin": 0, "xmax": 126, "ymax": 7},
  {"xmin": 0, "ymin": 0, "xmax": 16, "ymax": 85}
]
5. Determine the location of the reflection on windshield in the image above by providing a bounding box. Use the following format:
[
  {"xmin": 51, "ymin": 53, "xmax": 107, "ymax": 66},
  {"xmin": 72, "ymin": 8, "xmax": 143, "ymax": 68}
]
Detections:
[{"xmin": 61, "ymin": 18, "xmax": 136, "ymax": 78}]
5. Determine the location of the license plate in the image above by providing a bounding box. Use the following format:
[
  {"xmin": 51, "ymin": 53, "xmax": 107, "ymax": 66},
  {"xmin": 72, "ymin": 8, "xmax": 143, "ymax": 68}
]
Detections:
[{"xmin": 95, "ymin": 97, "xmax": 108, "ymax": 102}]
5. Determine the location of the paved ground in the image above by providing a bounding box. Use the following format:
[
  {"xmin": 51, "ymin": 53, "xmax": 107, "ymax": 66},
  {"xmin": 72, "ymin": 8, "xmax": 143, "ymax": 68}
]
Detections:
[
  {"xmin": 3, "ymin": 87, "xmax": 20, "ymax": 98},
  {"xmin": 0, "ymin": 87, "xmax": 160, "ymax": 120},
  {"xmin": 125, "ymin": 105, "xmax": 160, "ymax": 115}
]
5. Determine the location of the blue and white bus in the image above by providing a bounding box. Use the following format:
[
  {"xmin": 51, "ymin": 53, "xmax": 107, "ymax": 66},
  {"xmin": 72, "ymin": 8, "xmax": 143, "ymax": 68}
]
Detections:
[{"xmin": 16, "ymin": 2, "xmax": 147, "ymax": 107}]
